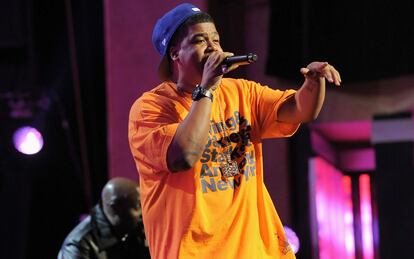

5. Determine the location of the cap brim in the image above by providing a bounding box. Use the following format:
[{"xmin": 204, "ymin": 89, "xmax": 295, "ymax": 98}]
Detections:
[{"xmin": 157, "ymin": 55, "xmax": 171, "ymax": 81}]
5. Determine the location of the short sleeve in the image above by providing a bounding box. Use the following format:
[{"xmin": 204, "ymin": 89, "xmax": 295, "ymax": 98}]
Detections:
[
  {"xmin": 246, "ymin": 80, "xmax": 300, "ymax": 139},
  {"xmin": 128, "ymin": 94, "xmax": 181, "ymax": 176}
]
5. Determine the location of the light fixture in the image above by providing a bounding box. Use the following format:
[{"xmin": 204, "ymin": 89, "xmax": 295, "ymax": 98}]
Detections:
[{"xmin": 13, "ymin": 126, "xmax": 44, "ymax": 155}]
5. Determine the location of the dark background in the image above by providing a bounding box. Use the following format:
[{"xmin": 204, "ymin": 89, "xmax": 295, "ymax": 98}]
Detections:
[
  {"xmin": 0, "ymin": 0, "xmax": 106, "ymax": 258},
  {"xmin": 268, "ymin": 0, "xmax": 414, "ymax": 83}
]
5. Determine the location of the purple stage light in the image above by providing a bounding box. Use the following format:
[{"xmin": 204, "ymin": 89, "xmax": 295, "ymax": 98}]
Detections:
[
  {"xmin": 284, "ymin": 225, "xmax": 300, "ymax": 254},
  {"xmin": 13, "ymin": 126, "xmax": 44, "ymax": 155}
]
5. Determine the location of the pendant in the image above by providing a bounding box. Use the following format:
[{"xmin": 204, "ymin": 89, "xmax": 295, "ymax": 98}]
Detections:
[{"xmin": 220, "ymin": 160, "xmax": 239, "ymax": 178}]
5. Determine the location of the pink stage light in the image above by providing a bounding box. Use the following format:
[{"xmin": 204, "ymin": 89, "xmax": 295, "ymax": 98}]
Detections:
[
  {"xmin": 13, "ymin": 126, "xmax": 44, "ymax": 155},
  {"xmin": 283, "ymin": 225, "xmax": 300, "ymax": 254},
  {"xmin": 312, "ymin": 157, "xmax": 355, "ymax": 259},
  {"xmin": 359, "ymin": 174, "xmax": 374, "ymax": 259}
]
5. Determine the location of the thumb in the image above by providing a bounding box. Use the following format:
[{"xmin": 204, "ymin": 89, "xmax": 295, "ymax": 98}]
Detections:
[
  {"xmin": 300, "ymin": 67, "xmax": 310, "ymax": 75},
  {"xmin": 301, "ymin": 67, "xmax": 320, "ymax": 79}
]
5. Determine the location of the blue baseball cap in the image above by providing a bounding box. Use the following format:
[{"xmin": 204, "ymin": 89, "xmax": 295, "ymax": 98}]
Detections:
[{"xmin": 152, "ymin": 3, "xmax": 202, "ymax": 80}]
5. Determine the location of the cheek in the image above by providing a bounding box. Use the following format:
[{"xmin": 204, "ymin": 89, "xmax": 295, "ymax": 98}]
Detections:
[
  {"xmin": 187, "ymin": 48, "xmax": 205, "ymax": 63},
  {"xmin": 178, "ymin": 50, "xmax": 197, "ymax": 68}
]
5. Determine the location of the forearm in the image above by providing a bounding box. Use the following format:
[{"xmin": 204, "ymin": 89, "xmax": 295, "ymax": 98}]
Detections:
[
  {"xmin": 278, "ymin": 77, "xmax": 325, "ymax": 124},
  {"xmin": 167, "ymin": 97, "xmax": 212, "ymax": 172},
  {"xmin": 295, "ymin": 77, "xmax": 326, "ymax": 121},
  {"xmin": 277, "ymin": 61, "xmax": 341, "ymax": 124}
]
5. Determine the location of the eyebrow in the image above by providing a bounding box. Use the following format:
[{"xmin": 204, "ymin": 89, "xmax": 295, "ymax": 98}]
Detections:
[{"xmin": 190, "ymin": 32, "xmax": 219, "ymax": 40}]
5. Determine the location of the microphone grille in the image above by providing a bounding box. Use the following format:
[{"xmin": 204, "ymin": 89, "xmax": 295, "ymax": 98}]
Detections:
[{"xmin": 248, "ymin": 53, "xmax": 258, "ymax": 63}]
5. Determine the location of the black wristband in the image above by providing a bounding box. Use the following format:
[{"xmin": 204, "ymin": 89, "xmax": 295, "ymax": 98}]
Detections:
[{"xmin": 191, "ymin": 85, "xmax": 213, "ymax": 101}]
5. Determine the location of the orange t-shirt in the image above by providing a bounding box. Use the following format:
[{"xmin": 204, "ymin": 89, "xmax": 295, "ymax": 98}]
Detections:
[{"xmin": 128, "ymin": 78, "xmax": 299, "ymax": 259}]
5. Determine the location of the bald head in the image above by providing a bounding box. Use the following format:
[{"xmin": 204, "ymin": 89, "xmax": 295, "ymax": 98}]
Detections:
[
  {"xmin": 102, "ymin": 177, "xmax": 139, "ymax": 206},
  {"xmin": 101, "ymin": 177, "xmax": 141, "ymax": 235}
]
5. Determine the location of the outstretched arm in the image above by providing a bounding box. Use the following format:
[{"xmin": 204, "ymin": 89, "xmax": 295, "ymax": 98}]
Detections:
[{"xmin": 277, "ymin": 61, "xmax": 341, "ymax": 124}]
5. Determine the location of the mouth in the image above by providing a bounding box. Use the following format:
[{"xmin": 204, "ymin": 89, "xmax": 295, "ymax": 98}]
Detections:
[{"xmin": 201, "ymin": 56, "xmax": 209, "ymax": 65}]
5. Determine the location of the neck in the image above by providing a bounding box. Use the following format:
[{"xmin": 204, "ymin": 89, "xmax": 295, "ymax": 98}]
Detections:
[
  {"xmin": 176, "ymin": 80, "xmax": 198, "ymax": 94},
  {"xmin": 173, "ymin": 70, "xmax": 202, "ymax": 93}
]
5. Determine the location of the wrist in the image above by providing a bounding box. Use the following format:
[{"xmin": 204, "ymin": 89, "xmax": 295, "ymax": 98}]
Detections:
[
  {"xmin": 200, "ymin": 77, "xmax": 222, "ymax": 91},
  {"xmin": 303, "ymin": 77, "xmax": 321, "ymax": 92},
  {"xmin": 199, "ymin": 83, "xmax": 215, "ymax": 91},
  {"xmin": 191, "ymin": 84, "xmax": 214, "ymax": 102}
]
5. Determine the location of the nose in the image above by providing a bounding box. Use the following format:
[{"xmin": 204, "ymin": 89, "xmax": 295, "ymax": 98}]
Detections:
[{"xmin": 206, "ymin": 39, "xmax": 218, "ymax": 52}]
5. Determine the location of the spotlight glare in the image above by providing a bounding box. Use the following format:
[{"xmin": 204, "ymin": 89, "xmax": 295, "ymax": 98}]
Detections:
[
  {"xmin": 13, "ymin": 126, "xmax": 44, "ymax": 155},
  {"xmin": 284, "ymin": 225, "xmax": 300, "ymax": 254}
]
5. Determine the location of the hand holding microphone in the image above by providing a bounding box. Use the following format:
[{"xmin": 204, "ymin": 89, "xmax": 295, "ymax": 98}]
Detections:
[{"xmin": 202, "ymin": 52, "xmax": 259, "ymax": 87}]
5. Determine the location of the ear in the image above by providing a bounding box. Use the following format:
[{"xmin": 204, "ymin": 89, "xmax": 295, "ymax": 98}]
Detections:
[{"xmin": 169, "ymin": 46, "xmax": 179, "ymax": 61}]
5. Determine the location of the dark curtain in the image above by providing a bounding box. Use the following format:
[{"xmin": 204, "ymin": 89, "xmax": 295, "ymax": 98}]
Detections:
[
  {"xmin": 267, "ymin": 0, "xmax": 414, "ymax": 83},
  {"xmin": 0, "ymin": 0, "xmax": 107, "ymax": 258},
  {"xmin": 373, "ymin": 114, "xmax": 414, "ymax": 258},
  {"xmin": 289, "ymin": 125, "xmax": 315, "ymax": 258}
]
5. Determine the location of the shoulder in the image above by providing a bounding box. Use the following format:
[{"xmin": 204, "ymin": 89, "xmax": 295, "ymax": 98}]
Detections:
[
  {"xmin": 138, "ymin": 82, "xmax": 177, "ymax": 103},
  {"xmin": 59, "ymin": 217, "xmax": 94, "ymax": 258},
  {"xmin": 220, "ymin": 78, "xmax": 265, "ymax": 97},
  {"xmin": 130, "ymin": 81, "xmax": 179, "ymax": 114},
  {"xmin": 61, "ymin": 216, "xmax": 93, "ymax": 246},
  {"xmin": 221, "ymin": 78, "xmax": 262, "ymax": 89}
]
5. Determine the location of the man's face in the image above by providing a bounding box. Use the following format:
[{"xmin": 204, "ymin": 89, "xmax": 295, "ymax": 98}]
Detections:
[
  {"xmin": 114, "ymin": 188, "xmax": 142, "ymax": 234},
  {"xmin": 173, "ymin": 22, "xmax": 222, "ymax": 84}
]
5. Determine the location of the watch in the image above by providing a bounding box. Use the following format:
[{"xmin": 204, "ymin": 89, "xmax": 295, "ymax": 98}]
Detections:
[{"xmin": 191, "ymin": 85, "xmax": 213, "ymax": 102}]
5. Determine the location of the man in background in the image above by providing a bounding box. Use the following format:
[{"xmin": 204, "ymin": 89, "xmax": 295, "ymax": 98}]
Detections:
[{"xmin": 58, "ymin": 177, "xmax": 149, "ymax": 259}]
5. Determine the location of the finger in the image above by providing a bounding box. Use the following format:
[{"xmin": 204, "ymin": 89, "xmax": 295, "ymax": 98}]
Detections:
[
  {"xmin": 212, "ymin": 52, "xmax": 224, "ymax": 66},
  {"xmin": 300, "ymin": 67, "xmax": 310, "ymax": 75},
  {"xmin": 325, "ymin": 65, "xmax": 341, "ymax": 86},
  {"xmin": 214, "ymin": 50, "xmax": 228, "ymax": 61},
  {"xmin": 321, "ymin": 62, "xmax": 329, "ymax": 69},
  {"xmin": 205, "ymin": 52, "xmax": 220, "ymax": 67},
  {"xmin": 302, "ymin": 68, "xmax": 321, "ymax": 79},
  {"xmin": 220, "ymin": 52, "xmax": 234, "ymax": 65},
  {"xmin": 223, "ymin": 52, "xmax": 235, "ymax": 58},
  {"xmin": 334, "ymin": 68, "xmax": 342, "ymax": 83},
  {"xmin": 313, "ymin": 62, "xmax": 329, "ymax": 72},
  {"xmin": 325, "ymin": 69, "xmax": 334, "ymax": 83},
  {"xmin": 301, "ymin": 67, "xmax": 321, "ymax": 80},
  {"xmin": 332, "ymin": 68, "xmax": 341, "ymax": 86},
  {"xmin": 220, "ymin": 52, "xmax": 234, "ymax": 64},
  {"xmin": 220, "ymin": 52, "xmax": 236, "ymax": 74},
  {"xmin": 323, "ymin": 64, "xmax": 340, "ymax": 83},
  {"xmin": 222, "ymin": 64, "xmax": 239, "ymax": 74}
]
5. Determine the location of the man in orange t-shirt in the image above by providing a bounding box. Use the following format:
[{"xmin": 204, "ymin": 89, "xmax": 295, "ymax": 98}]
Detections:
[{"xmin": 128, "ymin": 3, "xmax": 341, "ymax": 258}]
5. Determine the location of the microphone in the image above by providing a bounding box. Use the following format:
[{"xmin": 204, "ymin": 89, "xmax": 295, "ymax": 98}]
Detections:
[{"xmin": 223, "ymin": 53, "xmax": 258, "ymax": 66}]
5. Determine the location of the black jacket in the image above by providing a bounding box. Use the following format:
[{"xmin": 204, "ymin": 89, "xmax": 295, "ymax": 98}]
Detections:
[{"xmin": 58, "ymin": 204, "xmax": 150, "ymax": 259}]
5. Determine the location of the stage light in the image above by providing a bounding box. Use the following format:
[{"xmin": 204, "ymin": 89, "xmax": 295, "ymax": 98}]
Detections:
[
  {"xmin": 284, "ymin": 225, "xmax": 300, "ymax": 254},
  {"xmin": 13, "ymin": 126, "xmax": 44, "ymax": 155}
]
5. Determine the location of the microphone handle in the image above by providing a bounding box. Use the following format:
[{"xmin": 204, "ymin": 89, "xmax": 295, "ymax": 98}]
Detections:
[{"xmin": 223, "ymin": 53, "xmax": 258, "ymax": 66}]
